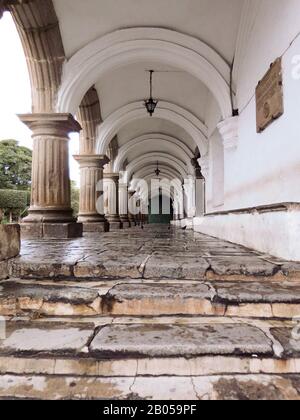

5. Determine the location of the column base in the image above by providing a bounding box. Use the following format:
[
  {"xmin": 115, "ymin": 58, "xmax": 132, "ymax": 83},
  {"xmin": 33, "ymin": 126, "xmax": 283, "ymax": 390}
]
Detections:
[
  {"xmin": 83, "ymin": 222, "xmax": 109, "ymax": 233},
  {"xmin": 108, "ymin": 221, "xmax": 123, "ymax": 231},
  {"xmin": 120, "ymin": 216, "xmax": 131, "ymax": 229},
  {"xmin": 21, "ymin": 223, "xmax": 83, "ymax": 239},
  {"xmin": 121, "ymin": 221, "xmax": 131, "ymax": 229},
  {"xmin": 107, "ymin": 215, "xmax": 123, "ymax": 230}
]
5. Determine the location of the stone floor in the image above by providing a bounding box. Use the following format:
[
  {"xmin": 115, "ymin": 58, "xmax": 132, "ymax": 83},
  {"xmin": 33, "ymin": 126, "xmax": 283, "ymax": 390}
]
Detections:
[
  {"xmin": 1, "ymin": 225, "xmax": 300, "ymax": 400},
  {"xmin": 9, "ymin": 224, "xmax": 300, "ymax": 280}
]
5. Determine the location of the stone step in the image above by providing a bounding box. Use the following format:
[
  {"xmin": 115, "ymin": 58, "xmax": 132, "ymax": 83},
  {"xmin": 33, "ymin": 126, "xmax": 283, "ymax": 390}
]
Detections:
[
  {"xmin": 0, "ymin": 374, "xmax": 299, "ymax": 400},
  {"xmin": 1, "ymin": 279, "xmax": 300, "ymax": 319},
  {"xmin": 10, "ymin": 245, "xmax": 300, "ymax": 282},
  {"xmin": 0, "ymin": 317, "xmax": 300, "ymax": 378}
]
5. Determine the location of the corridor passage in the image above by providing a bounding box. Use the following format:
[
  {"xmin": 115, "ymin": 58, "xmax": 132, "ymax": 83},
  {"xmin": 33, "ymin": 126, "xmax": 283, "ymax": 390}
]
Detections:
[{"xmin": 12, "ymin": 225, "xmax": 299, "ymax": 281}]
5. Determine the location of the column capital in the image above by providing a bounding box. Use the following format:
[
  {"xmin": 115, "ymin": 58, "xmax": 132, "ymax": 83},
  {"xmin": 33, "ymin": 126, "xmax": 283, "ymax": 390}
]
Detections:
[
  {"xmin": 217, "ymin": 115, "xmax": 239, "ymax": 151},
  {"xmin": 74, "ymin": 154, "xmax": 109, "ymax": 169},
  {"xmin": 198, "ymin": 155, "xmax": 210, "ymax": 179},
  {"xmin": 104, "ymin": 172, "xmax": 120, "ymax": 181},
  {"xmin": 18, "ymin": 113, "xmax": 82, "ymax": 138}
]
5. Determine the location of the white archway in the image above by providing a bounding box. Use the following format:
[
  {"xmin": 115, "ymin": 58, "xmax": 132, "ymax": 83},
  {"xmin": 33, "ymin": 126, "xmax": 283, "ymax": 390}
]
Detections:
[
  {"xmin": 132, "ymin": 165, "xmax": 183, "ymax": 183},
  {"xmin": 114, "ymin": 134, "xmax": 194, "ymax": 173},
  {"xmin": 126, "ymin": 153, "xmax": 190, "ymax": 183},
  {"xmin": 57, "ymin": 28, "xmax": 232, "ymax": 118},
  {"xmin": 96, "ymin": 101, "xmax": 208, "ymax": 155}
]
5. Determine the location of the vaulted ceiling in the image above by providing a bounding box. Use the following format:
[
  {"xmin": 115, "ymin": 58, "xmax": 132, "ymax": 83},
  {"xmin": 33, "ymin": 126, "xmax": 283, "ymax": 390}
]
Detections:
[{"xmin": 12, "ymin": 0, "xmax": 247, "ymax": 186}]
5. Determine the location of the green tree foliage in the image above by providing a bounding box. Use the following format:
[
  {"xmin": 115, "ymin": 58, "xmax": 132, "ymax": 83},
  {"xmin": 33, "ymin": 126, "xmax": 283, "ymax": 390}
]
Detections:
[
  {"xmin": 0, "ymin": 140, "xmax": 32, "ymax": 190},
  {"xmin": 0, "ymin": 190, "xmax": 29, "ymax": 209},
  {"xmin": 0, "ymin": 189, "xmax": 30, "ymax": 223},
  {"xmin": 71, "ymin": 181, "xmax": 80, "ymax": 216}
]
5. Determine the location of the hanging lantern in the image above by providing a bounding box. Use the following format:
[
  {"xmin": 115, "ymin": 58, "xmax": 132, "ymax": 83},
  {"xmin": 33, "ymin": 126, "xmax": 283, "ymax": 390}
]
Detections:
[
  {"xmin": 144, "ymin": 70, "xmax": 158, "ymax": 116},
  {"xmin": 155, "ymin": 161, "xmax": 161, "ymax": 177}
]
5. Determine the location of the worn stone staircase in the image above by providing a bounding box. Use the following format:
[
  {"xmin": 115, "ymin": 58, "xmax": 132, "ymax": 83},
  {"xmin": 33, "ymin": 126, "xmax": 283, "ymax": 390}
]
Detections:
[{"xmin": 0, "ymin": 226, "xmax": 300, "ymax": 400}]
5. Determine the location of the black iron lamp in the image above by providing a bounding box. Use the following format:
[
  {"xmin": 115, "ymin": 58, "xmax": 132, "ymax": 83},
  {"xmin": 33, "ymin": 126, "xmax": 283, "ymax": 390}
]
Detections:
[
  {"xmin": 144, "ymin": 70, "xmax": 158, "ymax": 116},
  {"xmin": 155, "ymin": 161, "xmax": 161, "ymax": 177}
]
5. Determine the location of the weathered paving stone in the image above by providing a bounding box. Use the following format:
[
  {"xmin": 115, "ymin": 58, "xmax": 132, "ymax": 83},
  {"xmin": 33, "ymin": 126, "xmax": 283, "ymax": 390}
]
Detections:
[
  {"xmin": 13, "ymin": 226, "xmax": 298, "ymax": 281},
  {"xmin": 0, "ymin": 375, "xmax": 135, "ymax": 400},
  {"xmin": 10, "ymin": 261, "xmax": 73, "ymax": 279},
  {"xmin": 193, "ymin": 375, "xmax": 300, "ymax": 400},
  {"xmin": 212, "ymin": 281, "xmax": 300, "ymax": 304},
  {"xmin": 102, "ymin": 283, "xmax": 220, "ymax": 316},
  {"xmin": 106, "ymin": 283, "xmax": 213, "ymax": 300},
  {"xmin": 206, "ymin": 256, "xmax": 279, "ymax": 277},
  {"xmin": 0, "ymin": 323, "xmax": 94, "ymax": 357},
  {"xmin": 270, "ymin": 328, "xmax": 300, "ymax": 358},
  {"xmin": 0, "ymin": 374, "xmax": 299, "ymax": 400},
  {"xmin": 144, "ymin": 256, "xmax": 210, "ymax": 279},
  {"xmin": 89, "ymin": 324, "xmax": 273, "ymax": 358},
  {"xmin": 0, "ymin": 281, "xmax": 101, "ymax": 316},
  {"xmin": 74, "ymin": 255, "xmax": 148, "ymax": 279}
]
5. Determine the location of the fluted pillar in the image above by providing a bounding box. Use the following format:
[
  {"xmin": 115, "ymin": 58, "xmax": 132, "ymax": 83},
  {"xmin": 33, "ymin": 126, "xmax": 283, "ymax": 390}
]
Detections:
[
  {"xmin": 104, "ymin": 173, "xmax": 122, "ymax": 230},
  {"xmin": 19, "ymin": 113, "xmax": 83, "ymax": 238},
  {"xmin": 128, "ymin": 190, "xmax": 136, "ymax": 227},
  {"xmin": 0, "ymin": 2, "xmax": 5, "ymax": 19},
  {"xmin": 74, "ymin": 155, "xmax": 109, "ymax": 233},
  {"xmin": 119, "ymin": 183, "xmax": 130, "ymax": 228}
]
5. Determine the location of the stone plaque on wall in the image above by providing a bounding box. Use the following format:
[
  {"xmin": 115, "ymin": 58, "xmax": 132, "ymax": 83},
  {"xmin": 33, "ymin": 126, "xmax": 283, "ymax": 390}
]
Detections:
[{"xmin": 256, "ymin": 58, "xmax": 284, "ymax": 133}]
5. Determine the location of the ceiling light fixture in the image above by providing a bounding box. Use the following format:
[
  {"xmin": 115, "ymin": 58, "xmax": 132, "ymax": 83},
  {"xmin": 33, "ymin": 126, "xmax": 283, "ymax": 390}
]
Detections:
[
  {"xmin": 155, "ymin": 161, "xmax": 161, "ymax": 177},
  {"xmin": 144, "ymin": 70, "xmax": 158, "ymax": 116}
]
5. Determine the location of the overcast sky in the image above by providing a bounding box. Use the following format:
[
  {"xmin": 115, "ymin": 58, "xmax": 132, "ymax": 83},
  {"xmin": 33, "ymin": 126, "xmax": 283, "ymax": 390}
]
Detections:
[{"xmin": 0, "ymin": 13, "xmax": 80, "ymax": 184}]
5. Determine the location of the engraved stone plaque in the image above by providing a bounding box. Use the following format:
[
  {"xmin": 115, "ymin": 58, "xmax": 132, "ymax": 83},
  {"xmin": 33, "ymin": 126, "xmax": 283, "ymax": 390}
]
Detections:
[{"xmin": 256, "ymin": 58, "xmax": 284, "ymax": 133}]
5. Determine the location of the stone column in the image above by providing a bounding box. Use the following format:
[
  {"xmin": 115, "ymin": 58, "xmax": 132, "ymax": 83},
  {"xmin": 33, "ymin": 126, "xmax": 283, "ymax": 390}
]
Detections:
[
  {"xmin": 119, "ymin": 183, "xmax": 130, "ymax": 228},
  {"xmin": 217, "ymin": 116, "xmax": 239, "ymax": 207},
  {"xmin": 0, "ymin": 2, "xmax": 5, "ymax": 19},
  {"xmin": 19, "ymin": 113, "xmax": 83, "ymax": 239},
  {"xmin": 217, "ymin": 116, "xmax": 239, "ymax": 151},
  {"xmin": 183, "ymin": 176, "xmax": 196, "ymax": 219},
  {"xmin": 128, "ymin": 190, "xmax": 136, "ymax": 226},
  {"xmin": 135, "ymin": 197, "xmax": 141, "ymax": 226},
  {"xmin": 74, "ymin": 155, "xmax": 109, "ymax": 233},
  {"xmin": 104, "ymin": 173, "xmax": 123, "ymax": 230}
]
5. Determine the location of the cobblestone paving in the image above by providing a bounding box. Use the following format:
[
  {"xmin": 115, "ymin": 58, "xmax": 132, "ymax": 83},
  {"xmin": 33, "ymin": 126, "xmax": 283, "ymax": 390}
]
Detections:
[
  {"xmin": 10, "ymin": 225, "xmax": 300, "ymax": 280},
  {"xmin": 1, "ymin": 225, "xmax": 300, "ymax": 400}
]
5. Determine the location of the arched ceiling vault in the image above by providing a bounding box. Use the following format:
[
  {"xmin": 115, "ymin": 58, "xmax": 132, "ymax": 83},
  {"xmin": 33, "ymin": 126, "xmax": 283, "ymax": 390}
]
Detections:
[
  {"xmin": 5, "ymin": 0, "xmax": 246, "ymax": 189},
  {"xmin": 96, "ymin": 101, "xmax": 208, "ymax": 156},
  {"xmin": 114, "ymin": 134, "xmax": 194, "ymax": 173},
  {"xmin": 57, "ymin": 27, "xmax": 232, "ymax": 118},
  {"xmin": 131, "ymin": 166, "xmax": 183, "ymax": 184},
  {"xmin": 125, "ymin": 152, "xmax": 190, "ymax": 183}
]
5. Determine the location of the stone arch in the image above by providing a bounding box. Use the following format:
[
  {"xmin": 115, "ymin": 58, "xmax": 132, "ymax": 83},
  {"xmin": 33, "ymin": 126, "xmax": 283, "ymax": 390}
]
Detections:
[
  {"xmin": 126, "ymin": 153, "xmax": 189, "ymax": 182},
  {"xmin": 96, "ymin": 101, "xmax": 208, "ymax": 156},
  {"xmin": 114, "ymin": 134, "xmax": 194, "ymax": 173},
  {"xmin": 57, "ymin": 27, "xmax": 232, "ymax": 118},
  {"xmin": 5, "ymin": 0, "xmax": 65, "ymax": 112},
  {"xmin": 132, "ymin": 165, "xmax": 182, "ymax": 183},
  {"xmin": 77, "ymin": 86, "xmax": 102, "ymax": 154}
]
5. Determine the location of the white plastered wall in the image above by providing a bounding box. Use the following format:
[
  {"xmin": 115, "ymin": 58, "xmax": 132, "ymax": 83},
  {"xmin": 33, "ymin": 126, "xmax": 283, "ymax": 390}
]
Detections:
[{"xmin": 194, "ymin": 0, "xmax": 300, "ymax": 260}]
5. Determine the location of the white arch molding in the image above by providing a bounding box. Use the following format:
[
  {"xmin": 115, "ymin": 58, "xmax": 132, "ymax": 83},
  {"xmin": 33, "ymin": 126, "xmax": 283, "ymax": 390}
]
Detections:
[
  {"xmin": 132, "ymin": 166, "xmax": 182, "ymax": 183},
  {"xmin": 114, "ymin": 134, "xmax": 194, "ymax": 173},
  {"xmin": 96, "ymin": 101, "xmax": 208, "ymax": 155},
  {"xmin": 126, "ymin": 153, "xmax": 190, "ymax": 182},
  {"xmin": 57, "ymin": 28, "xmax": 232, "ymax": 118}
]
